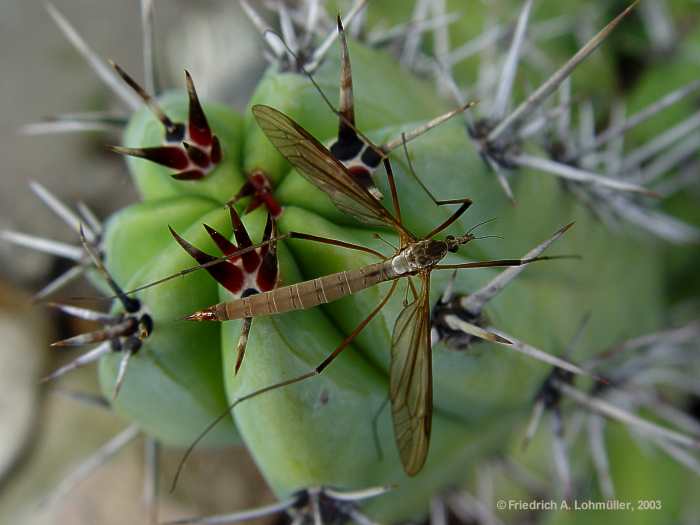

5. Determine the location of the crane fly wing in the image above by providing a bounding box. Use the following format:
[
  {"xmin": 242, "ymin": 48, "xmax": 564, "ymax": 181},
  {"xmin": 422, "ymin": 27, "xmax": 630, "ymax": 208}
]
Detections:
[
  {"xmin": 252, "ymin": 105, "xmax": 406, "ymax": 233},
  {"xmin": 390, "ymin": 272, "xmax": 433, "ymax": 476}
]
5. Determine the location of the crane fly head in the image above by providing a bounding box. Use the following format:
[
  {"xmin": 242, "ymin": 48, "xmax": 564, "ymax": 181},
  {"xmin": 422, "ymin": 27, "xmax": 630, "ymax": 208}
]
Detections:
[{"xmin": 444, "ymin": 233, "xmax": 476, "ymax": 253}]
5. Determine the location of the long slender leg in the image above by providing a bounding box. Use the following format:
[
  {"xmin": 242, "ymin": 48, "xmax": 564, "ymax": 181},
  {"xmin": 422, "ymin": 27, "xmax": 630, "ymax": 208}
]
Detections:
[
  {"xmin": 126, "ymin": 230, "xmax": 385, "ymax": 296},
  {"xmin": 425, "ymin": 198, "xmax": 473, "ymax": 238},
  {"xmin": 435, "ymin": 254, "xmax": 578, "ymax": 270},
  {"xmin": 286, "ymin": 231, "xmax": 385, "ymax": 258},
  {"xmin": 371, "ymin": 396, "xmax": 390, "ymax": 461},
  {"xmin": 400, "ymin": 134, "xmax": 439, "ymax": 205},
  {"xmin": 383, "ymin": 159, "xmax": 402, "ymax": 224},
  {"xmin": 406, "ymin": 276, "xmax": 419, "ymax": 303},
  {"xmin": 171, "ymin": 280, "xmax": 399, "ymax": 491},
  {"xmin": 400, "ymin": 133, "xmax": 475, "ymax": 209},
  {"xmin": 461, "ymin": 222, "xmax": 574, "ymax": 314}
]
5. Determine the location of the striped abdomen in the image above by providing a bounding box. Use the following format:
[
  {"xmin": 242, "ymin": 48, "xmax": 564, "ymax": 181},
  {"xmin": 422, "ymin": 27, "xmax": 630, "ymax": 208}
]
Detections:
[{"xmin": 210, "ymin": 261, "xmax": 395, "ymax": 321}]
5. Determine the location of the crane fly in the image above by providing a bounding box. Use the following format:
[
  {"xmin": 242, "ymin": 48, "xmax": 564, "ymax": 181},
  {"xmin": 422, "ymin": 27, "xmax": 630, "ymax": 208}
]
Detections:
[{"xmin": 181, "ymin": 104, "xmax": 572, "ymax": 476}]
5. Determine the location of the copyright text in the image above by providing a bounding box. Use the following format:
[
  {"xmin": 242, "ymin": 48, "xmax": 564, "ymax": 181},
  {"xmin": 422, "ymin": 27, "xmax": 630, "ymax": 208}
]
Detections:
[{"xmin": 495, "ymin": 499, "xmax": 662, "ymax": 511}]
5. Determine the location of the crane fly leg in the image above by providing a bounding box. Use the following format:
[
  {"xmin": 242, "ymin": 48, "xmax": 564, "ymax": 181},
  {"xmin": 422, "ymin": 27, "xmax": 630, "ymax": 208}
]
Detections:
[
  {"xmin": 315, "ymin": 279, "xmax": 398, "ymax": 373},
  {"xmin": 172, "ymin": 280, "xmax": 399, "ymax": 490},
  {"xmin": 434, "ymin": 255, "xmax": 575, "ymax": 270},
  {"xmin": 286, "ymin": 231, "xmax": 385, "ymax": 259},
  {"xmin": 125, "ymin": 230, "xmax": 385, "ymax": 297},
  {"xmin": 383, "ymin": 159, "xmax": 402, "ymax": 224},
  {"xmin": 404, "ymin": 277, "xmax": 419, "ymax": 306},
  {"xmin": 399, "ymin": 133, "xmax": 474, "ymax": 210},
  {"xmin": 425, "ymin": 198, "xmax": 473, "ymax": 238},
  {"xmin": 371, "ymin": 396, "xmax": 391, "ymax": 462}
]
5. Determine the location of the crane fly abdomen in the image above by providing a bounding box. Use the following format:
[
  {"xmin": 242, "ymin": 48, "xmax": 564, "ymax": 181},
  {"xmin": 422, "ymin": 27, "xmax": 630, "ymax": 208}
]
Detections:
[
  {"xmin": 188, "ymin": 240, "xmax": 451, "ymax": 323},
  {"xmin": 195, "ymin": 261, "xmax": 395, "ymax": 322}
]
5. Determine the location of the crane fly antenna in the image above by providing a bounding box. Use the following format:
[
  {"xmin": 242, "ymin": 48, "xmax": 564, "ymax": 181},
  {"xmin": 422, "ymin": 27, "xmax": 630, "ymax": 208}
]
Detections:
[
  {"xmin": 467, "ymin": 217, "xmax": 498, "ymax": 235},
  {"xmin": 471, "ymin": 234, "xmax": 504, "ymax": 241}
]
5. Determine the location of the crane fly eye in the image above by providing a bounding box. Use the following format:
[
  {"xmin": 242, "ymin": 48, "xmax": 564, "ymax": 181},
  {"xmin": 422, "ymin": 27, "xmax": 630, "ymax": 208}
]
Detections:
[{"xmin": 445, "ymin": 235, "xmax": 459, "ymax": 253}]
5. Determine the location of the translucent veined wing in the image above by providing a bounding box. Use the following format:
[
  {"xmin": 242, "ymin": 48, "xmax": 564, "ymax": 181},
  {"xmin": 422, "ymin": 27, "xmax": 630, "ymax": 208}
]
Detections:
[
  {"xmin": 390, "ymin": 271, "xmax": 433, "ymax": 476},
  {"xmin": 252, "ymin": 105, "xmax": 408, "ymax": 234}
]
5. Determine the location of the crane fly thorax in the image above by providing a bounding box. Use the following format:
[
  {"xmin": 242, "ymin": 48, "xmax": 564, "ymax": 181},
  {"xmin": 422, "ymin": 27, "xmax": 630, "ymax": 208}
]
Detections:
[{"xmin": 391, "ymin": 239, "xmax": 448, "ymax": 275}]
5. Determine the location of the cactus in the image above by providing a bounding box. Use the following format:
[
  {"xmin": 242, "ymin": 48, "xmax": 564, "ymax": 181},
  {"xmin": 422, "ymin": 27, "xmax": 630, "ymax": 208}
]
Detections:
[{"xmin": 4, "ymin": 1, "xmax": 700, "ymax": 524}]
